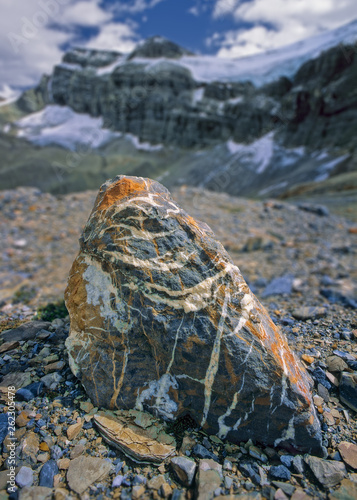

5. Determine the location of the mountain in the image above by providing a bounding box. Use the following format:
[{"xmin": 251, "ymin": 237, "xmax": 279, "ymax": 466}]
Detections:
[{"xmin": 1, "ymin": 25, "xmax": 357, "ymax": 219}]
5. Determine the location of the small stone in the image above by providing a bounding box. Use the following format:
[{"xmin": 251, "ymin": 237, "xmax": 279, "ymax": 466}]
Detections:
[
  {"xmin": 280, "ymin": 456, "xmax": 293, "ymax": 468},
  {"xmin": 180, "ymin": 435, "xmax": 196, "ymax": 454},
  {"xmin": 313, "ymin": 395, "xmax": 324, "ymax": 407},
  {"xmin": 339, "ymin": 373, "xmax": 357, "ymax": 412},
  {"xmin": 239, "ymin": 462, "xmax": 261, "ymax": 485},
  {"xmin": 291, "ymin": 489, "xmax": 310, "ymax": 500},
  {"xmin": 272, "ymin": 482, "xmax": 295, "ymax": 496},
  {"xmin": 224, "ymin": 476, "xmax": 233, "ymax": 489},
  {"xmin": 57, "ymin": 458, "xmax": 70, "ymax": 470},
  {"xmin": 51, "ymin": 445, "xmax": 63, "ymax": 460},
  {"xmin": 318, "ymin": 383, "xmax": 330, "ymax": 403},
  {"xmin": 16, "ymin": 411, "xmax": 30, "ymax": 427},
  {"xmin": 292, "ymin": 307, "xmax": 326, "ymax": 321},
  {"xmin": 53, "ymin": 488, "xmax": 70, "ymax": 500},
  {"xmin": 1, "ymin": 321, "xmax": 51, "ymax": 342},
  {"xmin": 80, "ymin": 401, "xmax": 94, "ymax": 413},
  {"xmin": 262, "ymin": 274, "xmax": 293, "ymax": 297},
  {"xmin": 148, "ymin": 474, "xmax": 166, "ymax": 490},
  {"xmin": 301, "ymin": 354, "xmax": 314, "ymax": 364},
  {"xmin": 305, "ymin": 456, "xmax": 346, "ymax": 487},
  {"xmin": 132, "ymin": 485, "xmax": 146, "ymax": 499},
  {"xmin": 338, "ymin": 442, "xmax": 357, "ymax": 469},
  {"xmin": 324, "ymin": 412, "xmax": 335, "ymax": 426},
  {"xmin": 160, "ymin": 482, "xmax": 173, "ymax": 498},
  {"xmin": 223, "ymin": 459, "xmax": 233, "ymax": 471},
  {"xmin": 67, "ymin": 456, "xmax": 112, "ymax": 495},
  {"xmin": 40, "ymin": 372, "xmax": 63, "ymax": 389},
  {"xmin": 37, "ymin": 453, "xmax": 49, "ymax": 463},
  {"xmin": 112, "ymin": 475, "xmax": 124, "ymax": 487},
  {"xmin": 326, "ymin": 371, "xmax": 339, "ymax": 387},
  {"xmin": 269, "ymin": 465, "xmax": 291, "ymax": 481},
  {"xmin": 39, "ymin": 460, "xmax": 59, "ymax": 488},
  {"xmin": 44, "ymin": 361, "xmax": 65, "ymax": 374},
  {"xmin": 326, "ymin": 356, "xmax": 348, "ymax": 373},
  {"xmin": 196, "ymin": 459, "xmax": 223, "ymax": 500},
  {"xmin": 171, "ymin": 456, "xmax": 197, "ymax": 487},
  {"xmin": 274, "ymin": 489, "xmax": 289, "ymax": 500},
  {"xmin": 193, "ymin": 444, "xmax": 219, "ymax": 462},
  {"xmin": 70, "ymin": 443, "xmax": 85, "ymax": 459},
  {"xmin": 329, "ymin": 478, "xmax": 357, "ymax": 500},
  {"xmin": 16, "ymin": 389, "xmax": 36, "ymax": 402},
  {"xmin": 39, "ymin": 442, "xmax": 49, "ymax": 452},
  {"xmin": 16, "ymin": 466, "xmax": 34, "ymax": 488},
  {"xmin": 21, "ymin": 432, "xmax": 40, "ymax": 464},
  {"xmin": 249, "ymin": 445, "xmax": 268, "ymax": 463},
  {"xmin": 94, "ymin": 413, "xmax": 176, "ymax": 464},
  {"xmin": 67, "ymin": 421, "xmax": 83, "ymax": 440},
  {"xmin": 0, "ymin": 341, "xmax": 20, "ymax": 353},
  {"xmin": 18, "ymin": 486, "xmax": 53, "ymax": 500}
]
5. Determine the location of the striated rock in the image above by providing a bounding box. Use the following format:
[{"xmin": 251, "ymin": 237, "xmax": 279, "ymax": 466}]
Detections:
[
  {"xmin": 67, "ymin": 456, "xmax": 112, "ymax": 495},
  {"xmin": 304, "ymin": 456, "xmax": 346, "ymax": 487},
  {"xmin": 94, "ymin": 413, "xmax": 176, "ymax": 464},
  {"xmin": 65, "ymin": 176, "xmax": 322, "ymax": 453}
]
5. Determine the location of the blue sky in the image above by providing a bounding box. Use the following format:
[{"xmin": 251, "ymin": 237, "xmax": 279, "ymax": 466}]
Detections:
[{"xmin": 1, "ymin": 0, "xmax": 357, "ymax": 91}]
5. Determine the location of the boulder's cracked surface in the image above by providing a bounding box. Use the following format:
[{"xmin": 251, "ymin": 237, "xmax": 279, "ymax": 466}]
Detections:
[{"xmin": 65, "ymin": 176, "xmax": 322, "ymax": 453}]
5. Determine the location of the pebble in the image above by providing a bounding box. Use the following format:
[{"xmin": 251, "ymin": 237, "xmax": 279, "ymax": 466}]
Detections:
[
  {"xmin": 269, "ymin": 465, "xmax": 291, "ymax": 481},
  {"xmin": 304, "ymin": 456, "xmax": 346, "ymax": 487},
  {"xmin": 339, "ymin": 373, "xmax": 357, "ymax": 411},
  {"xmin": 67, "ymin": 456, "xmax": 112, "ymax": 495},
  {"xmin": 15, "ymin": 466, "xmax": 34, "ymax": 488},
  {"xmin": 39, "ymin": 460, "xmax": 59, "ymax": 487},
  {"xmin": 338, "ymin": 441, "xmax": 357, "ymax": 469},
  {"xmin": 171, "ymin": 456, "xmax": 197, "ymax": 487},
  {"xmin": 193, "ymin": 444, "xmax": 219, "ymax": 462}
]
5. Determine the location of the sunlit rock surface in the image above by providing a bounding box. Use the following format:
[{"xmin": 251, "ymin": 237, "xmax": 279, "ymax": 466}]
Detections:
[{"xmin": 65, "ymin": 176, "xmax": 322, "ymax": 453}]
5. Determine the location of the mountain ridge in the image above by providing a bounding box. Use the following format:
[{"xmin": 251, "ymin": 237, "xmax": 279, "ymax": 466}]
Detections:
[{"xmin": 0, "ymin": 21, "xmax": 356, "ymax": 219}]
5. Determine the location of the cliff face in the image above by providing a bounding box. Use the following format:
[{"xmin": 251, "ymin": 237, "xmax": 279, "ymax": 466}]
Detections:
[{"xmin": 19, "ymin": 37, "xmax": 357, "ymax": 155}]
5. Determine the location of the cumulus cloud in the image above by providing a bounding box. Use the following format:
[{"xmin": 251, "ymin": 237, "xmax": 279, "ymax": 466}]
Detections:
[
  {"xmin": 212, "ymin": 0, "xmax": 357, "ymax": 57},
  {"xmin": 111, "ymin": 0, "xmax": 166, "ymax": 14},
  {"xmin": 58, "ymin": 1, "xmax": 111, "ymax": 26},
  {"xmin": 85, "ymin": 22, "xmax": 139, "ymax": 53},
  {"xmin": 0, "ymin": 0, "xmax": 140, "ymax": 89}
]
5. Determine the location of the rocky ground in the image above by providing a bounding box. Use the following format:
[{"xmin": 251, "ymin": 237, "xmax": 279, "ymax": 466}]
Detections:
[{"xmin": 0, "ymin": 185, "xmax": 357, "ymax": 499}]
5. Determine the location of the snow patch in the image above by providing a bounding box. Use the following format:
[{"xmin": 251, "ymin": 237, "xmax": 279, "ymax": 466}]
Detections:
[
  {"xmin": 15, "ymin": 105, "xmax": 120, "ymax": 150},
  {"xmin": 125, "ymin": 133, "xmax": 163, "ymax": 151},
  {"xmin": 226, "ymin": 132, "xmax": 274, "ymax": 174}
]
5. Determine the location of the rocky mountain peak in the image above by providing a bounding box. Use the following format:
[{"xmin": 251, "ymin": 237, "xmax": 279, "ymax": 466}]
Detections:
[
  {"xmin": 62, "ymin": 47, "xmax": 122, "ymax": 68},
  {"xmin": 127, "ymin": 35, "xmax": 193, "ymax": 60}
]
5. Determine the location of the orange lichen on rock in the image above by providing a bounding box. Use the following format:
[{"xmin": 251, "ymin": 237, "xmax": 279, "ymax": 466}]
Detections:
[{"xmin": 97, "ymin": 177, "xmax": 148, "ymax": 211}]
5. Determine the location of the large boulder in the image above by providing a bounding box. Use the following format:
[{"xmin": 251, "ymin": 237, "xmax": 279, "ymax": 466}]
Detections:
[{"xmin": 65, "ymin": 176, "xmax": 322, "ymax": 454}]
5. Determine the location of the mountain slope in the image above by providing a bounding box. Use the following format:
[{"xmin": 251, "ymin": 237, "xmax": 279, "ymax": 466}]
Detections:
[{"xmin": 0, "ymin": 23, "xmax": 356, "ymax": 218}]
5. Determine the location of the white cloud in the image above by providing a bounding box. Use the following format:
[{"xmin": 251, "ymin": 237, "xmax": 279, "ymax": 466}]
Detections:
[
  {"xmin": 59, "ymin": 1, "xmax": 111, "ymax": 27},
  {"xmin": 188, "ymin": 6, "xmax": 200, "ymax": 16},
  {"xmin": 85, "ymin": 23, "xmax": 139, "ymax": 53},
  {"xmin": 212, "ymin": 0, "xmax": 357, "ymax": 57},
  {"xmin": 0, "ymin": 0, "xmax": 140, "ymax": 89},
  {"xmin": 112, "ymin": 0, "xmax": 166, "ymax": 14}
]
